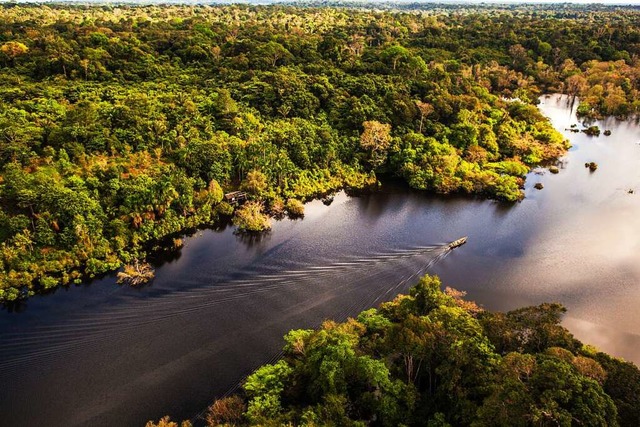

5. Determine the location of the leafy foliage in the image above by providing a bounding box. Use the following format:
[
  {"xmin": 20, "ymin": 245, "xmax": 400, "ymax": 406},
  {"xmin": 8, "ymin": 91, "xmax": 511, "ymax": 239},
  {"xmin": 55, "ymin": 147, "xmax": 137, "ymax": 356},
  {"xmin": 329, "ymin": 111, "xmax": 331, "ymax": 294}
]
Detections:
[
  {"xmin": 7, "ymin": 2, "xmax": 640, "ymax": 299},
  {"xmin": 233, "ymin": 201, "xmax": 271, "ymax": 233},
  {"xmin": 205, "ymin": 275, "xmax": 636, "ymax": 426},
  {"xmin": 145, "ymin": 416, "xmax": 191, "ymax": 427}
]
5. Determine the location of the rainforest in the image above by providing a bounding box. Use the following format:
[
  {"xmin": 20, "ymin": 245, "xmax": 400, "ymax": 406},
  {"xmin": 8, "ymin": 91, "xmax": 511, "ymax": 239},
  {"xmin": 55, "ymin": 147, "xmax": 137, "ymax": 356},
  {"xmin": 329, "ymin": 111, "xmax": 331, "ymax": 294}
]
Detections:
[
  {"xmin": 176, "ymin": 275, "xmax": 639, "ymax": 427},
  {"xmin": 1, "ymin": 2, "xmax": 640, "ymax": 427},
  {"xmin": 5, "ymin": 2, "xmax": 640, "ymax": 300}
]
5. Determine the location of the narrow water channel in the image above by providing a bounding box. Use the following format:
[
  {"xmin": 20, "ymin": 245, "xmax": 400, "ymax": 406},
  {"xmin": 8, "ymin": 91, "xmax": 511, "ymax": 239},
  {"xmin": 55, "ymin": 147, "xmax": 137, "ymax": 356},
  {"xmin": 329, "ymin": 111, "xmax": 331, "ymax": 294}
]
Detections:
[{"xmin": 1, "ymin": 94, "xmax": 638, "ymax": 427}]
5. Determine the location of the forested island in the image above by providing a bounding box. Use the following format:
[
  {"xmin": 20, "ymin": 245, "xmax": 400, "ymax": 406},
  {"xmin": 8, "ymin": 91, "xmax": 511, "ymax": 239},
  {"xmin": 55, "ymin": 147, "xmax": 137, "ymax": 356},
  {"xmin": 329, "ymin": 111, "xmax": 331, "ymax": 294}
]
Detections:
[
  {"xmin": 0, "ymin": 3, "xmax": 638, "ymax": 302},
  {"xmin": 148, "ymin": 275, "xmax": 640, "ymax": 427}
]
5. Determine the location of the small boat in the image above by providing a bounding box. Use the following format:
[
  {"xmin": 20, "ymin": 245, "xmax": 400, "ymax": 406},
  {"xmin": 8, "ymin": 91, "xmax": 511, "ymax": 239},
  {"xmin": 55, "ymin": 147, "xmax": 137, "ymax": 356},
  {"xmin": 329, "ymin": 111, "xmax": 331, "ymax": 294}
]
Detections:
[{"xmin": 448, "ymin": 236, "xmax": 468, "ymax": 249}]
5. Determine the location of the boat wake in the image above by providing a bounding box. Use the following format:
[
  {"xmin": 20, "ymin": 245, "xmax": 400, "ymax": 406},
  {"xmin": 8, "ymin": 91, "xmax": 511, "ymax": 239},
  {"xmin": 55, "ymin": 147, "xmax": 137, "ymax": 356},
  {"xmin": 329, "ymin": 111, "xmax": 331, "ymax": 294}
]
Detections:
[{"xmin": 0, "ymin": 242, "xmax": 457, "ymax": 374}]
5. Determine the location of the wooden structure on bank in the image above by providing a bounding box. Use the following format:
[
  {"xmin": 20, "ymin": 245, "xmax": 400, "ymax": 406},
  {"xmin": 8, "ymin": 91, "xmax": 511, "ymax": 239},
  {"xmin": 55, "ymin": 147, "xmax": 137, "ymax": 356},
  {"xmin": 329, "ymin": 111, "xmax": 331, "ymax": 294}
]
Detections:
[{"xmin": 224, "ymin": 191, "xmax": 247, "ymax": 205}]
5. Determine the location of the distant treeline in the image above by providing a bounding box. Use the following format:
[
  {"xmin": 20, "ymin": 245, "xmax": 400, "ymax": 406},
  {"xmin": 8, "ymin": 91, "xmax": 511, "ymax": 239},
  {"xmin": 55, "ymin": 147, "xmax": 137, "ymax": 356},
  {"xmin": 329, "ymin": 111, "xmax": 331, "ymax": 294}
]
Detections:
[{"xmin": 1, "ymin": 3, "xmax": 638, "ymax": 300}]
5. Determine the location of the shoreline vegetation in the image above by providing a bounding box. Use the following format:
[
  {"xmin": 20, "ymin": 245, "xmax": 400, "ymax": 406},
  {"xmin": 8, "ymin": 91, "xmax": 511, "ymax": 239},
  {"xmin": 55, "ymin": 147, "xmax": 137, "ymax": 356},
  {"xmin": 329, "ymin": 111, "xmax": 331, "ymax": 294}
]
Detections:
[
  {"xmin": 149, "ymin": 275, "xmax": 640, "ymax": 427},
  {"xmin": 0, "ymin": 3, "xmax": 638, "ymax": 301}
]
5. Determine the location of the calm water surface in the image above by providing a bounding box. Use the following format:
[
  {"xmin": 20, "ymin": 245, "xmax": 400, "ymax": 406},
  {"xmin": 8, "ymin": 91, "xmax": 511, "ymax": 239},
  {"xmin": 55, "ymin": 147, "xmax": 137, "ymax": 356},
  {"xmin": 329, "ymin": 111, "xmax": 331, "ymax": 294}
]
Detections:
[{"xmin": 1, "ymin": 94, "xmax": 639, "ymax": 426}]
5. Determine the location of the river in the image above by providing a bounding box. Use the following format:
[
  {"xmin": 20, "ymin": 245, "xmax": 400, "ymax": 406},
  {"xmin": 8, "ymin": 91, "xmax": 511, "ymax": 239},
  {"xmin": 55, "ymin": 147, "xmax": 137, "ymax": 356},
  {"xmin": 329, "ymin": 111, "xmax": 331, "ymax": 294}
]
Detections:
[{"xmin": 0, "ymin": 94, "xmax": 639, "ymax": 426}]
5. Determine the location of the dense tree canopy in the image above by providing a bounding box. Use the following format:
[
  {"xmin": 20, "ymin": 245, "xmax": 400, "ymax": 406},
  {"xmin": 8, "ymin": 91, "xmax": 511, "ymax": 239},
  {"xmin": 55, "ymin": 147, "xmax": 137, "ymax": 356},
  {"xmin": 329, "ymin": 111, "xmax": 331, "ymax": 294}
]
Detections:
[
  {"xmin": 198, "ymin": 275, "xmax": 639, "ymax": 427},
  {"xmin": 2, "ymin": 2, "xmax": 639, "ymax": 300}
]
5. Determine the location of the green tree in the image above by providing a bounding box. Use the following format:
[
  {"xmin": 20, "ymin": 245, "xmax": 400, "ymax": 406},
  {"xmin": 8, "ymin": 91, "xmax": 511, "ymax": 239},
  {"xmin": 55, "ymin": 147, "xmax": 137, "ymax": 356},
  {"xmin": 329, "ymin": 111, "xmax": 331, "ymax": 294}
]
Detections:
[
  {"xmin": 233, "ymin": 201, "xmax": 270, "ymax": 232},
  {"xmin": 244, "ymin": 360, "xmax": 293, "ymax": 422},
  {"xmin": 360, "ymin": 120, "xmax": 392, "ymax": 169}
]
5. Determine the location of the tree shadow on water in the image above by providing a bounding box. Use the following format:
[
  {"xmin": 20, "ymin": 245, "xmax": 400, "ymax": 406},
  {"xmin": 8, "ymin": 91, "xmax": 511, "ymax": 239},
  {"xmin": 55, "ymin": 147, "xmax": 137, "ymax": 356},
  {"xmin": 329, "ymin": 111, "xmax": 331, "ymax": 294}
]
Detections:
[{"xmin": 234, "ymin": 230, "xmax": 272, "ymax": 247}]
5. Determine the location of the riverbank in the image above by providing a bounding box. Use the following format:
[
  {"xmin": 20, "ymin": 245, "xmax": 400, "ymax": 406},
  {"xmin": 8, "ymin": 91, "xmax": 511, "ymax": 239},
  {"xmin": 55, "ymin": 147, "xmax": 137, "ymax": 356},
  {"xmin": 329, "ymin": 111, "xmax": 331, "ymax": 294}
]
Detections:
[
  {"xmin": 2, "ymin": 4, "xmax": 578, "ymax": 303},
  {"xmin": 2, "ymin": 121, "xmax": 640, "ymax": 425},
  {"xmin": 1, "ymin": 2, "xmax": 639, "ymax": 423},
  {"xmin": 177, "ymin": 274, "xmax": 638, "ymax": 427}
]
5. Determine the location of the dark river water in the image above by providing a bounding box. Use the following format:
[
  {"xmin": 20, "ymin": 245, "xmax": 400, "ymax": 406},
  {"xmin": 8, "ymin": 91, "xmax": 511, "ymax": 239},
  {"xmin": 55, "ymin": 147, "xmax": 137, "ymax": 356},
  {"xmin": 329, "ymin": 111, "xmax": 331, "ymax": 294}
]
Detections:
[{"xmin": 1, "ymin": 94, "xmax": 639, "ymax": 427}]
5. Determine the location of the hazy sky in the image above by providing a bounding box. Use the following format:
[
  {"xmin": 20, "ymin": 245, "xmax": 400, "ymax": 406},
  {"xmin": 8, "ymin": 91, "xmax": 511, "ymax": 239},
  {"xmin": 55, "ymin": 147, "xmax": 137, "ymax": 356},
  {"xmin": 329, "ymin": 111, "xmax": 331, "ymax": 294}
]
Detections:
[{"xmin": 5, "ymin": 0, "xmax": 640, "ymax": 4}]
